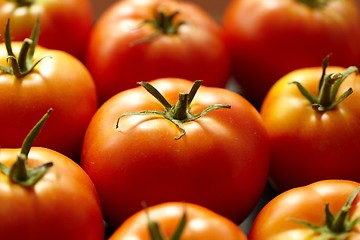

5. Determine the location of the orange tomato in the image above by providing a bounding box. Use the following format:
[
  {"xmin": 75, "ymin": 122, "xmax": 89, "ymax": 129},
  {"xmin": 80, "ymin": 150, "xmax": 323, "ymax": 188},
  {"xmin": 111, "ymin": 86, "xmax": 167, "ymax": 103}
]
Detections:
[
  {"xmin": 110, "ymin": 202, "xmax": 248, "ymax": 240},
  {"xmin": 249, "ymin": 180, "xmax": 360, "ymax": 239}
]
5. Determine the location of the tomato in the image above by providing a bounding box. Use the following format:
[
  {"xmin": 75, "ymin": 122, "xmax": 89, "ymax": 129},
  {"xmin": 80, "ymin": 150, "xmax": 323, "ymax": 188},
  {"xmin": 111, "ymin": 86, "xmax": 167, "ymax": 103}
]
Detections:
[
  {"xmin": 0, "ymin": 109, "xmax": 104, "ymax": 240},
  {"xmin": 260, "ymin": 56, "xmax": 360, "ymax": 192},
  {"xmin": 85, "ymin": 0, "xmax": 231, "ymax": 104},
  {"xmin": 0, "ymin": 0, "xmax": 93, "ymax": 61},
  {"xmin": 80, "ymin": 78, "xmax": 269, "ymax": 228},
  {"xmin": 109, "ymin": 202, "xmax": 248, "ymax": 240},
  {"xmin": 248, "ymin": 180, "xmax": 360, "ymax": 239},
  {"xmin": 222, "ymin": 0, "xmax": 360, "ymax": 108},
  {"xmin": 0, "ymin": 20, "xmax": 98, "ymax": 161}
]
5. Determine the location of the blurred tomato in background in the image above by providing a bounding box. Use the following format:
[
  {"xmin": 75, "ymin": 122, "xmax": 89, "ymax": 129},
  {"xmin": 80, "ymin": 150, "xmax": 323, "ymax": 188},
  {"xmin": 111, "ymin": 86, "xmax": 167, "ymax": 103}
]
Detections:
[
  {"xmin": 222, "ymin": 0, "xmax": 360, "ymax": 108},
  {"xmin": 85, "ymin": 0, "xmax": 232, "ymax": 104},
  {"xmin": 0, "ymin": 0, "xmax": 93, "ymax": 61},
  {"xmin": 91, "ymin": 0, "xmax": 230, "ymax": 21}
]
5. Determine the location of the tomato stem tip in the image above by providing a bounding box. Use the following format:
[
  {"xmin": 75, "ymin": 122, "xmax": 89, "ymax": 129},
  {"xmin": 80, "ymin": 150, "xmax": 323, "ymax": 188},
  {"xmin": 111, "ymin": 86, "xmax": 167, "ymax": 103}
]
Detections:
[
  {"xmin": 290, "ymin": 54, "xmax": 358, "ymax": 112},
  {"xmin": 0, "ymin": 16, "xmax": 49, "ymax": 78},
  {"xmin": 0, "ymin": 109, "xmax": 54, "ymax": 187},
  {"xmin": 292, "ymin": 187, "xmax": 360, "ymax": 238},
  {"xmin": 130, "ymin": 8, "xmax": 186, "ymax": 46},
  {"xmin": 142, "ymin": 202, "xmax": 187, "ymax": 240}
]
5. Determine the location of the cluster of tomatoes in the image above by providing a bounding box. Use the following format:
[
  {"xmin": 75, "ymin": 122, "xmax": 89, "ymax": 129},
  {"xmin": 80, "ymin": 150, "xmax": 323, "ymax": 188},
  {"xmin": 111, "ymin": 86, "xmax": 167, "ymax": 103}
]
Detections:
[{"xmin": 1, "ymin": 0, "xmax": 360, "ymax": 239}]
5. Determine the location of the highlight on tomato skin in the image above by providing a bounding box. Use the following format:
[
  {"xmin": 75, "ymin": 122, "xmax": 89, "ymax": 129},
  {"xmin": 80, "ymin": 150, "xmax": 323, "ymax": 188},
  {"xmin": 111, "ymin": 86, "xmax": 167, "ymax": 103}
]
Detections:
[
  {"xmin": 248, "ymin": 179, "xmax": 360, "ymax": 240},
  {"xmin": 80, "ymin": 77, "xmax": 270, "ymax": 228},
  {"xmin": 109, "ymin": 202, "xmax": 248, "ymax": 240}
]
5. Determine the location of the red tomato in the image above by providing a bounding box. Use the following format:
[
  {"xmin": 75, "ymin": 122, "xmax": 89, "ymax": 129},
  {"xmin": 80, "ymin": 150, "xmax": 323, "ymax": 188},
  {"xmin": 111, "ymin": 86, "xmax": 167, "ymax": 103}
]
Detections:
[
  {"xmin": 0, "ymin": 22, "xmax": 98, "ymax": 161},
  {"xmin": 260, "ymin": 57, "xmax": 360, "ymax": 192},
  {"xmin": 248, "ymin": 180, "xmax": 360, "ymax": 239},
  {"xmin": 81, "ymin": 78, "xmax": 269, "ymax": 227},
  {"xmin": 222, "ymin": 0, "xmax": 360, "ymax": 107},
  {"xmin": 85, "ymin": 0, "xmax": 231, "ymax": 104},
  {"xmin": 0, "ymin": 0, "xmax": 93, "ymax": 60},
  {"xmin": 109, "ymin": 202, "xmax": 248, "ymax": 240},
  {"xmin": 0, "ymin": 110, "xmax": 104, "ymax": 240}
]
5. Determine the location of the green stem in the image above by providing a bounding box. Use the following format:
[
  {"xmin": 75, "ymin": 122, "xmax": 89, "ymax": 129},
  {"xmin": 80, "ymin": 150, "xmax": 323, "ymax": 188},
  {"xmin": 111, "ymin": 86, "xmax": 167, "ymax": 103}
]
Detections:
[
  {"xmin": 331, "ymin": 206, "xmax": 349, "ymax": 233},
  {"xmin": 142, "ymin": 202, "xmax": 187, "ymax": 240},
  {"xmin": 131, "ymin": 9, "xmax": 186, "ymax": 46},
  {"xmin": 291, "ymin": 55, "xmax": 358, "ymax": 112},
  {"xmin": 14, "ymin": 0, "xmax": 34, "ymax": 6},
  {"xmin": 187, "ymin": 80, "xmax": 202, "ymax": 106},
  {"xmin": 152, "ymin": 10, "xmax": 184, "ymax": 35},
  {"xmin": 170, "ymin": 207, "xmax": 187, "ymax": 240},
  {"xmin": 331, "ymin": 187, "xmax": 360, "ymax": 233},
  {"xmin": 4, "ymin": 19, "xmax": 14, "ymax": 56},
  {"xmin": 171, "ymin": 93, "xmax": 190, "ymax": 120},
  {"xmin": 138, "ymin": 82, "xmax": 172, "ymax": 110},
  {"xmin": 21, "ymin": 109, "xmax": 52, "ymax": 157},
  {"xmin": 298, "ymin": 0, "xmax": 328, "ymax": 8},
  {"xmin": 0, "ymin": 109, "xmax": 54, "ymax": 188},
  {"xmin": 10, "ymin": 153, "xmax": 28, "ymax": 182},
  {"xmin": 116, "ymin": 80, "xmax": 231, "ymax": 140},
  {"xmin": 293, "ymin": 187, "xmax": 360, "ymax": 238},
  {"xmin": 18, "ymin": 38, "xmax": 33, "ymax": 73},
  {"xmin": 317, "ymin": 73, "xmax": 343, "ymax": 108},
  {"xmin": 0, "ymin": 16, "xmax": 45, "ymax": 78}
]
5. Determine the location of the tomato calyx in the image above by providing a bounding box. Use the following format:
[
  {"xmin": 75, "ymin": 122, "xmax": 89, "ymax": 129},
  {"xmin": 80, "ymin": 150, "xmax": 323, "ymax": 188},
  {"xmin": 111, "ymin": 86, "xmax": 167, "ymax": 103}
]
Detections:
[
  {"xmin": 298, "ymin": 0, "xmax": 328, "ymax": 9},
  {"xmin": 12, "ymin": 0, "xmax": 34, "ymax": 7},
  {"xmin": 143, "ymin": 202, "xmax": 186, "ymax": 240},
  {"xmin": 0, "ymin": 109, "xmax": 53, "ymax": 187},
  {"xmin": 290, "ymin": 54, "xmax": 358, "ymax": 112},
  {"xmin": 0, "ymin": 17, "xmax": 48, "ymax": 78},
  {"xmin": 132, "ymin": 8, "xmax": 186, "ymax": 46},
  {"xmin": 115, "ymin": 80, "xmax": 231, "ymax": 140},
  {"xmin": 150, "ymin": 9, "xmax": 184, "ymax": 35},
  {"xmin": 293, "ymin": 187, "xmax": 360, "ymax": 239}
]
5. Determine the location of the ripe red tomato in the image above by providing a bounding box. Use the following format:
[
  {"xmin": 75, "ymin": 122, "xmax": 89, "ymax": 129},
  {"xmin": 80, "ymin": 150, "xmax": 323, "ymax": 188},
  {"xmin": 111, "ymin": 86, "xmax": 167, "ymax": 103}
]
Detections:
[
  {"xmin": 81, "ymin": 78, "xmax": 269, "ymax": 228},
  {"xmin": 0, "ymin": 110, "xmax": 104, "ymax": 240},
  {"xmin": 222, "ymin": 0, "xmax": 360, "ymax": 107},
  {"xmin": 85, "ymin": 0, "xmax": 231, "ymax": 104},
  {"xmin": 0, "ymin": 0, "xmax": 93, "ymax": 60},
  {"xmin": 0, "ymin": 21, "xmax": 98, "ymax": 161},
  {"xmin": 109, "ymin": 202, "xmax": 248, "ymax": 240},
  {"xmin": 248, "ymin": 180, "xmax": 360, "ymax": 239},
  {"xmin": 260, "ymin": 56, "xmax": 360, "ymax": 192}
]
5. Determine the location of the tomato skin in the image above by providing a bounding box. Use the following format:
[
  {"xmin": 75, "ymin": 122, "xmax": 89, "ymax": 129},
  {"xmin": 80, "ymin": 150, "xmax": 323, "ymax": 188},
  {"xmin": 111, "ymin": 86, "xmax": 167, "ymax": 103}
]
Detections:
[
  {"xmin": 85, "ymin": 0, "xmax": 231, "ymax": 104},
  {"xmin": 222, "ymin": 0, "xmax": 360, "ymax": 107},
  {"xmin": 0, "ymin": 0, "xmax": 93, "ymax": 60},
  {"xmin": 109, "ymin": 202, "xmax": 248, "ymax": 240},
  {"xmin": 0, "ymin": 147, "xmax": 104, "ymax": 240},
  {"xmin": 248, "ymin": 180, "xmax": 360, "ymax": 240},
  {"xmin": 81, "ymin": 78, "xmax": 269, "ymax": 227},
  {"xmin": 0, "ymin": 43, "xmax": 98, "ymax": 161},
  {"xmin": 260, "ymin": 66, "xmax": 360, "ymax": 192}
]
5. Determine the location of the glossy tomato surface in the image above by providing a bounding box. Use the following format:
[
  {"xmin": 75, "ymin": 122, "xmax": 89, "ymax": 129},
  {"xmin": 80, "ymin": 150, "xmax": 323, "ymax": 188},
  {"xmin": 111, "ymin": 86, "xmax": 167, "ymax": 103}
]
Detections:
[
  {"xmin": 248, "ymin": 180, "xmax": 360, "ymax": 239},
  {"xmin": 0, "ymin": 43, "xmax": 98, "ymax": 161},
  {"xmin": 260, "ymin": 65, "xmax": 360, "ymax": 192},
  {"xmin": 0, "ymin": 0, "xmax": 93, "ymax": 60},
  {"xmin": 0, "ymin": 147, "xmax": 104, "ymax": 240},
  {"xmin": 86, "ymin": 0, "xmax": 231, "ymax": 103},
  {"xmin": 81, "ymin": 78, "xmax": 269, "ymax": 228},
  {"xmin": 222, "ymin": 0, "xmax": 360, "ymax": 107},
  {"xmin": 109, "ymin": 202, "xmax": 248, "ymax": 240}
]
